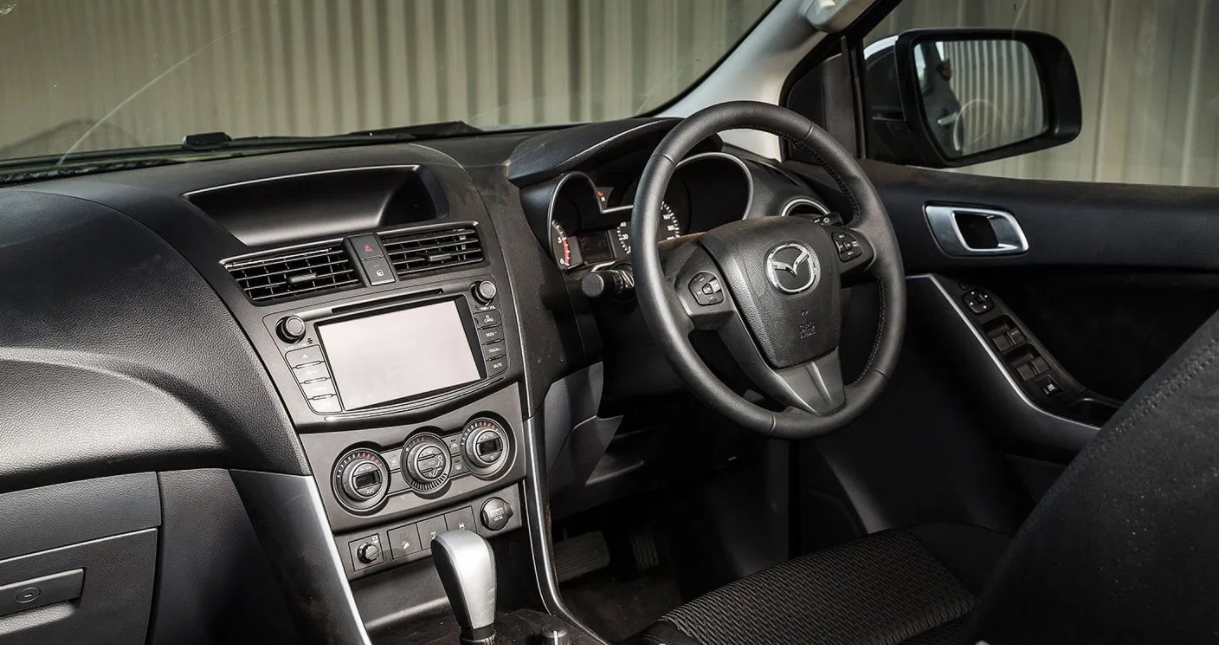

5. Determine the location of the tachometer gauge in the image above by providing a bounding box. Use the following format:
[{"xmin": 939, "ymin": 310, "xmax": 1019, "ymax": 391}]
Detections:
[
  {"xmin": 551, "ymin": 221, "xmax": 580, "ymax": 269},
  {"xmin": 615, "ymin": 201, "xmax": 681, "ymax": 255}
]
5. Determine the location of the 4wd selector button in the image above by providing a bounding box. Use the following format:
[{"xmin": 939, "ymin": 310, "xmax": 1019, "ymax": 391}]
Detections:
[{"xmin": 403, "ymin": 433, "xmax": 451, "ymax": 493}]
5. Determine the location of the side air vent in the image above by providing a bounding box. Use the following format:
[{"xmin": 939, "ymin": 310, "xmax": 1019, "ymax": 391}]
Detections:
[
  {"xmin": 380, "ymin": 225, "xmax": 484, "ymax": 278},
  {"xmin": 224, "ymin": 245, "xmax": 359, "ymax": 304}
]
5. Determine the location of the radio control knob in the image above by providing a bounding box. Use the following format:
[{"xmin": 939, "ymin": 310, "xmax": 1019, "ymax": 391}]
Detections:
[
  {"xmin": 472, "ymin": 280, "xmax": 497, "ymax": 304},
  {"xmin": 276, "ymin": 316, "xmax": 307, "ymax": 343}
]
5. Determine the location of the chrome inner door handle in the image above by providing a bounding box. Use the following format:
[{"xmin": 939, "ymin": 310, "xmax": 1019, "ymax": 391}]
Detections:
[{"xmin": 924, "ymin": 205, "xmax": 1028, "ymax": 256}]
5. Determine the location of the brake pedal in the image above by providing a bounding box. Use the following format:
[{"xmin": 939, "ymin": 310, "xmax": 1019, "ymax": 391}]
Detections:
[{"xmin": 554, "ymin": 531, "xmax": 610, "ymax": 582}]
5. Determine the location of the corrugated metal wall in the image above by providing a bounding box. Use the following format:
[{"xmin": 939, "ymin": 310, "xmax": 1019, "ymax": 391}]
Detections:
[
  {"xmin": 870, "ymin": 0, "xmax": 1219, "ymax": 187},
  {"xmin": 0, "ymin": 0, "xmax": 770, "ymax": 158},
  {"xmin": 938, "ymin": 40, "xmax": 1045, "ymax": 156},
  {"xmin": 4, "ymin": 0, "xmax": 1216, "ymax": 188}
]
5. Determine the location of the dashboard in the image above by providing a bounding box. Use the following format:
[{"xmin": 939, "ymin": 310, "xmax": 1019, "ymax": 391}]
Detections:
[{"xmin": 0, "ymin": 117, "xmax": 842, "ymax": 645}]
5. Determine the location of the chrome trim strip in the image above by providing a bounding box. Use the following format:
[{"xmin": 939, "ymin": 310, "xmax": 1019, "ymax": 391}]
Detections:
[
  {"xmin": 924, "ymin": 204, "xmax": 1029, "ymax": 256},
  {"xmin": 914, "ymin": 274, "xmax": 1099, "ymax": 434},
  {"xmin": 779, "ymin": 195, "xmax": 830, "ymax": 217},
  {"xmin": 521, "ymin": 416, "xmax": 611, "ymax": 645}
]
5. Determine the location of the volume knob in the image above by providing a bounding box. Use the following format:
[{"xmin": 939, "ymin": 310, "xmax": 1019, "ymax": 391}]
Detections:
[
  {"xmin": 276, "ymin": 316, "xmax": 307, "ymax": 343},
  {"xmin": 472, "ymin": 280, "xmax": 498, "ymax": 304}
]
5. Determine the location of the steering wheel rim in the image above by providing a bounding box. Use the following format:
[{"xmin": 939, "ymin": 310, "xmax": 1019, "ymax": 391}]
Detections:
[{"xmin": 632, "ymin": 101, "xmax": 906, "ymax": 439}]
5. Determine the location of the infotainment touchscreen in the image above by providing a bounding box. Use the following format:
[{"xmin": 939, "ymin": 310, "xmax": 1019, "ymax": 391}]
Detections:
[{"xmin": 318, "ymin": 300, "xmax": 481, "ymax": 409}]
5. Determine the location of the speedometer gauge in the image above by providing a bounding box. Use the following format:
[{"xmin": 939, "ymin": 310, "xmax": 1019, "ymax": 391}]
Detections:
[{"xmin": 615, "ymin": 201, "xmax": 681, "ymax": 255}]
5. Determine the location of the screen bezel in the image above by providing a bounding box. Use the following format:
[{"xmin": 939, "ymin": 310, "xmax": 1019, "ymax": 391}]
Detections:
[{"xmin": 317, "ymin": 295, "xmax": 485, "ymax": 410}]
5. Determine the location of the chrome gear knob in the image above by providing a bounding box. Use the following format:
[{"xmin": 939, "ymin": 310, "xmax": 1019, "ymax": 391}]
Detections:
[{"xmin": 432, "ymin": 529, "xmax": 497, "ymax": 644}]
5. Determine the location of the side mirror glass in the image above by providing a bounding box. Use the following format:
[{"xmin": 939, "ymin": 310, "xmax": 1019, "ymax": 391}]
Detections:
[{"xmin": 913, "ymin": 39, "xmax": 1046, "ymax": 158}]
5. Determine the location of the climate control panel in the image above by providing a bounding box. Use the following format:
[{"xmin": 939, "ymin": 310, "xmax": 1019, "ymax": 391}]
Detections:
[{"xmin": 330, "ymin": 416, "xmax": 514, "ymax": 514}]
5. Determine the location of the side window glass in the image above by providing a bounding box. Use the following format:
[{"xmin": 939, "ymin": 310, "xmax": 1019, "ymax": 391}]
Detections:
[{"xmin": 864, "ymin": 0, "xmax": 1219, "ymax": 188}]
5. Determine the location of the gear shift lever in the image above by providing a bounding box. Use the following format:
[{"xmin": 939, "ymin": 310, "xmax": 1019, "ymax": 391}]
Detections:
[{"xmin": 432, "ymin": 530, "xmax": 497, "ymax": 644}]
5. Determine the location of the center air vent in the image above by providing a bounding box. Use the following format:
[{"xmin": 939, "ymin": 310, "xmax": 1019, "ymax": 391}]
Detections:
[
  {"xmin": 380, "ymin": 225, "xmax": 484, "ymax": 278},
  {"xmin": 224, "ymin": 244, "xmax": 359, "ymax": 304}
]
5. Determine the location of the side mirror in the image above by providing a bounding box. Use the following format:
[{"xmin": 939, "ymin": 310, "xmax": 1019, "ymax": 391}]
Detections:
[{"xmin": 865, "ymin": 28, "xmax": 1081, "ymax": 168}]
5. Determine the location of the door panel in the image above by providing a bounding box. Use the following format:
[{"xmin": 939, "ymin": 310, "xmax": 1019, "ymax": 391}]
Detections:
[{"xmin": 788, "ymin": 159, "xmax": 1219, "ymax": 462}]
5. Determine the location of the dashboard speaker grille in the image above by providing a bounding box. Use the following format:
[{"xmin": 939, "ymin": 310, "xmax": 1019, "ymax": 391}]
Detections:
[
  {"xmin": 380, "ymin": 225, "xmax": 484, "ymax": 278},
  {"xmin": 224, "ymin": 245, "xmax": 359, "ymax": 304}
]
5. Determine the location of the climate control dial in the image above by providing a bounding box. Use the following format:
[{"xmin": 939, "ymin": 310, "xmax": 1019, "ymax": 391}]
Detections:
[
  {"xmin": 332, "ymin": 448, "xmax": 389, "ymax": 512},
  {"xmin": 461, "ymin": 418, "xmax": 511, "ymax": 477},
  {"xmin": 402, "ymin": 432, "xmax": 451, "ymax": 493}
]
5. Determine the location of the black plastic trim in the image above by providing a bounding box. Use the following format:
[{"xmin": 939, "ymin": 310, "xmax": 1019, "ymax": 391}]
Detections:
[
  {"xmin": 230, "ymin": 470, "xmax": 372, "ymax": 645},
  {"xmin": 0, "ymin": 473, "xmax": 160, "ymax": 562}
]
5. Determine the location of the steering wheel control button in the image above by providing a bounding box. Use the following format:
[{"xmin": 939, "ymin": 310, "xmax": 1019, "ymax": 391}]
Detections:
[
  {"xmin": 461, "ymin": 418, "xmax": 511, "ymax": 476},
  {"xmin": 403, "ymin": 433, "xmax": 452, "ymax": 493},
  {"xmin": 348, "ymin": 535, "xmax": 384, "ymax": 570},
  {"xmin": 832, "ymin": 231, "xmax": 863, "ymax": 261},
  {"xmin": 472, "ymin": 280, "xmax": 498, "ymax": 304},
  {"xmin": 480, "ymin": 497, "xmax": 513, "ymax": 531},
  {"xmin": 388, "ymin": 524, "xmax": 422, "ymax": 559},
  {"xmin": 474, "ymin": 310, "xmax": 502, "ymax": 329},
  {"xmin": 962, "ymin": 289, "xmax": 994, "ymax": 315},
  {"xmin": 276, "ymin": 315, "xmax": 308, "ymax": 343},
  {"xmin": 689, "ymin": 272, "xmax": 725, "ymax": 306}
]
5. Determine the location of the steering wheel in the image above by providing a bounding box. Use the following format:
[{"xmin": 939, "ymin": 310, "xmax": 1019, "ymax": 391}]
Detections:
[{"xmin": 632, "ymin": 102, "xmax": 906, "ymax": 439}]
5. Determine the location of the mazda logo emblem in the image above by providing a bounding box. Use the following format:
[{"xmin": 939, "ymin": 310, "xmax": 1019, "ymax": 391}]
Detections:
[{"xmin": 765, "ymin": 242, "xmax": 819, "ymax": 294}]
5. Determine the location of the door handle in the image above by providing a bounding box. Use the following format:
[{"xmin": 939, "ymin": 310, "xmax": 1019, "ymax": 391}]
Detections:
[{"xmin": 925, "ymin": 204, "xmax": 1028, "ymax": 256}]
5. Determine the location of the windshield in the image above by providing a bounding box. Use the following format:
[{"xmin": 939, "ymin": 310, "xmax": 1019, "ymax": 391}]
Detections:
[{"xmin": 0, "ymin": 0, "xmax": 774, "ymax": 164}]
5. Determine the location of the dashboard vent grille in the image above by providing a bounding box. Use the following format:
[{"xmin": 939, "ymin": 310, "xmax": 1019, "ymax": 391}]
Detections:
[
  {"xmin": 380, "ymin": 225, "xmax": 484, "ymax": 278},
  {"xmin": 224, "ymin": 245, "xmax": 359, "ymax": 304}
]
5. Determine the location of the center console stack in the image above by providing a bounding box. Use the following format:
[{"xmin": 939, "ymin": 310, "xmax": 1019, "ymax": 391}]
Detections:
[{"xmin": 174, "ymin": 158, "xmax": 535, "ymax": 632}]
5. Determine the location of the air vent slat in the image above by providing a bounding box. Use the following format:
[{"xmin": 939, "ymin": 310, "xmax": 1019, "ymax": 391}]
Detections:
[
  {"xmin": 225, "ymin": 243, "xmax": 359, "ymax": 305},
  {"xmin": 380, "ymin": 226, "xmax": 484, "ymax": 278}
]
